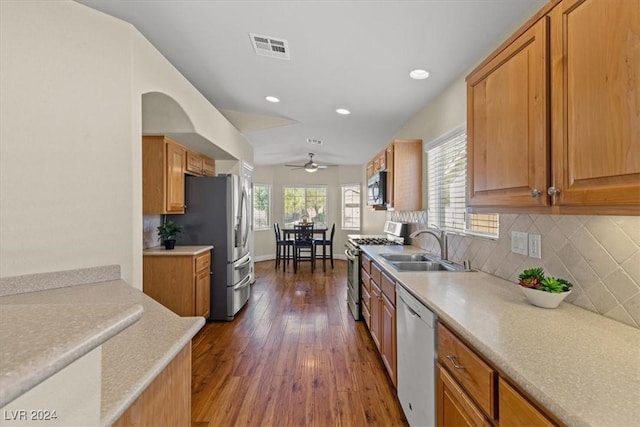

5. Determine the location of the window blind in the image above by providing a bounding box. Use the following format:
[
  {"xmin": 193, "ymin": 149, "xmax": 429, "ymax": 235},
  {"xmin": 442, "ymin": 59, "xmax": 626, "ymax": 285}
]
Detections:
[{"xmin": 427, "ymin": 129, "xmax": 498, "ymax": 238}]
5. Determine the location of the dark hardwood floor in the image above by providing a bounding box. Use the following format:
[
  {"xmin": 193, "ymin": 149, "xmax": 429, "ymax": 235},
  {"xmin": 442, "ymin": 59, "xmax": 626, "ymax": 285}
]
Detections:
[{"xmin": 191, "ymin": 259, "xmax": 408, "ymax": 427}]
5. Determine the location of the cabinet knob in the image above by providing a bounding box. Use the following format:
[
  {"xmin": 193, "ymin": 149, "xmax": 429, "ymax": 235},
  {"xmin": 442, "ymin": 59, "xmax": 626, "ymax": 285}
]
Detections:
[
  {"xmin": 446, "ymin": 355, "xmax": 465, "ymax": 369},
  {"xmin": 530, "ymin": 189, "xmax": 542, "ymax": 197},
  {"xmin": 547, "ymin": 187, "xmax": 561, "ymax": 196}
]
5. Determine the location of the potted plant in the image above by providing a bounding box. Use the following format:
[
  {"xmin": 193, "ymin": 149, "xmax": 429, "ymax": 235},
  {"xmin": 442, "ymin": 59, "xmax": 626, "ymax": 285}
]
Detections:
[
  {"xmin": 156, "ymin": 220, "xmax": 183, "ymax": 250},
  {"xmin": 518, "ymin": 267, "xmax": 573, "ymax": 309}
]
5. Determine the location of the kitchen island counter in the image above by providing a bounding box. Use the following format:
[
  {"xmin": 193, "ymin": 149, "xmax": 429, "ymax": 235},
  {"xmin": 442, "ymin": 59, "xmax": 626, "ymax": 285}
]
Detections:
[
  {"xmin": 361, "ymin": 244, "xmax": 640, "ymax": 427},
  {"xmin": 0, "ymin": 274, "xmax": 205, "ymax": 426}
]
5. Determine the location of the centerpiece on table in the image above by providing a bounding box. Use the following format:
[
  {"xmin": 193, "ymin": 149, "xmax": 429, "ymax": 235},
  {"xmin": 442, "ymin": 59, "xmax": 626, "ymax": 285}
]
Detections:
[
  {"xmin": 156, "ymin": 220, "xmax": 183, "ymax": 250},
  {"xmin": 518, "ymin": 267, "xmax": 573, "ymax": 309}
]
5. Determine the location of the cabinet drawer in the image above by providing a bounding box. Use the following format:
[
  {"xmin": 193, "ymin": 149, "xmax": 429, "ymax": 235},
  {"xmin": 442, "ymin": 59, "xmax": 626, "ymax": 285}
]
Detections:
[
  {"xmin": 371, "ymin": 262, "xmax": 382, "ymax": 287},
  {"xmin": 381, "ymin": 270, "xmax": 395, "ymax": 306},
  {"xmin": 437, "ymin": 364, "xmax": 490, "ymax": 427},
  {"xmin": 361, "ymin": 253, "xmax": 372, "ymax": 274},
  {"xmin": 195, "ymin": 251, "xmax": 211, "ymax": 272},
  {"xmin": 499, "ymin": 377, "xmax": 554, "ymax": 427},
  {"xmin": 438, "ymin": 324, "xmax": 496, "ymax": 419},
  {"xmin": 361, "ymin": 268, "xmax": 371, "ymax": 293},
  {"xmin": 361, "ymin": 279, "xmax": 371, "ymax": 312}
]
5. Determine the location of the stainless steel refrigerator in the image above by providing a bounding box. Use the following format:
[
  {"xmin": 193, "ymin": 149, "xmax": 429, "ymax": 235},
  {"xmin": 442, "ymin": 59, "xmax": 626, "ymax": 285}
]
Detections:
[{"xmin": 169, "ymin": 174, "xmax": 252, "ymax": 321}]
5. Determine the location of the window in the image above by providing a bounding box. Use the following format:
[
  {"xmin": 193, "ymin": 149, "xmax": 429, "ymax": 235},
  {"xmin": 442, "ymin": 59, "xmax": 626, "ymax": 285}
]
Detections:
[
  {"xmin": 427, "ymin": 127, "xmax": 499, "ymax": 238},
  {"xmin": 283, "ymin": 186, "xmax": 327, "ymax": 228},
  {"xmin": 341, "ymin": 184, "xmax": 361, "ymax": 230},
  {"xmin": 252, "ymin": 184, "xmax": 271, "ymax": 231}
]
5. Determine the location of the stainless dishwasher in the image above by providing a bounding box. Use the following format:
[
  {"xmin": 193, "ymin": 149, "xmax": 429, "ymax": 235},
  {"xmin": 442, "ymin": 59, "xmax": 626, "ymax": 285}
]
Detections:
[{"xmin": 397, "ymin": 285, "xmax": 436, "ymax": 427}]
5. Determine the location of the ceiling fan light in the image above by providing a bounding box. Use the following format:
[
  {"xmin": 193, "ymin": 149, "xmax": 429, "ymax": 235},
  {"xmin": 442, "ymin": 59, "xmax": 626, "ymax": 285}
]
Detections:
[
  {"xmin": 265, "ymin": 95, "xmax": 280, "ymax": 103},
  {"xmin": 335, "ymin": 108, "xmax": 351, "ymax": 115},
  {"xmin": 305, "ymin": 164, "xmax": 318, "ymax": 172}
]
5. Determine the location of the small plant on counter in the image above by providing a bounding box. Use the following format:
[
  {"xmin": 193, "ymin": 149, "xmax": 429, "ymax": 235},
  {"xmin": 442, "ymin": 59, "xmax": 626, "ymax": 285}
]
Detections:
[
  {"xmin": 518, "ymin": 268, "xmax": 573, "ymax": 293},
  {"xmin": 156, "ymin": 220, "xmax": 183, "ymax": 250}
]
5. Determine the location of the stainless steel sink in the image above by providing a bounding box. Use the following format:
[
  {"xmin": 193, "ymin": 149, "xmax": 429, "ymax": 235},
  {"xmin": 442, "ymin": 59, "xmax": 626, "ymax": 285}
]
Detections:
[
  {"xmin": 379, "ymin": 253, "xmax": 435, "ymax": 262},
  {"xmin": 391, "ymin": 261, "xmax": 450, "ymax": 271}
]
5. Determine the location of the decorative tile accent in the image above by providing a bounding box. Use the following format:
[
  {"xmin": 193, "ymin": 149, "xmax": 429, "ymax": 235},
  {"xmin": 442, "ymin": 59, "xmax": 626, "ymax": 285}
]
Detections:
[{"xmin": 410, "ymin": 213, "xmax": 640, "ymax": 329}]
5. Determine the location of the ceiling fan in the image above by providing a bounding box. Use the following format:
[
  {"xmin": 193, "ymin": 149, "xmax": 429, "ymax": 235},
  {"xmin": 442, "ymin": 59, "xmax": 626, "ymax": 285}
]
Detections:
[{"xmin": 285, "ymin": 153, "xmax": 336, "ymax": 173}]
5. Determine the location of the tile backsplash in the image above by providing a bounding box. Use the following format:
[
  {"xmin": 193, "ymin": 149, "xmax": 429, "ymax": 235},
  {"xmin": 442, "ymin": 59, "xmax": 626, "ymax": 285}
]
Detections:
[{"xmin": 408, "ymin": 214, "xmax": 640, "ymax": 329}]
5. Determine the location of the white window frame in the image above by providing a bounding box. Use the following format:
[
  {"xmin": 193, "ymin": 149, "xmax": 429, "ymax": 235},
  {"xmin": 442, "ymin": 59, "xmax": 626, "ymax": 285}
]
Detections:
[
  {"xmin": 426, "ymin": 125, "xmax": 499, "ymax": 239},
  {"xmin": 341, "ymin": 184, "xmax": 361, "ymax": 230},
  {"xmin": 252, "ymin": 183, "xmax": 271, "ymax": 231},
  {"xmin": 282, "ymin": 185, "xmax": 328, "ymax": 228}
]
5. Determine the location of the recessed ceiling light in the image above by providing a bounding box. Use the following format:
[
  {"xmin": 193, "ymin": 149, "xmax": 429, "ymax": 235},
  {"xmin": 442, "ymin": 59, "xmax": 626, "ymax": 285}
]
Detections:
[
  {"xmin": 336, "ymin": 108, "xmax": 351, "ymax": 115},
  {"xmin": 265, "ymin": 96, "xmax": 280, "ymax": 103},
  {"xmin": 410, "ymin": 69, "xmax": 430, "ymax": 80}
]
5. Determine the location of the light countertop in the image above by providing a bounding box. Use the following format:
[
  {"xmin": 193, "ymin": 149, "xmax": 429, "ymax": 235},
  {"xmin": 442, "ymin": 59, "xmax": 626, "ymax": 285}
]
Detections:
[
  {"xmin": 361, "ymin": 244, "xmax": 640, "ymax": 427},
  {"xmin": 143, "ymin": 245, "xmax": 213, "ymax": 256},
  {"xmin": 0, "ymin": 279, "xmax": 205, "ymax": 426}
]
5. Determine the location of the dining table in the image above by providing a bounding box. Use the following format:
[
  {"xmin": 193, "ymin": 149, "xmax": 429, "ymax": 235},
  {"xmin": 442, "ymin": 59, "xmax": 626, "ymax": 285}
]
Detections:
[{"xmin": 281, "ymin": 226, "xmax": 329, "ymax": 272}]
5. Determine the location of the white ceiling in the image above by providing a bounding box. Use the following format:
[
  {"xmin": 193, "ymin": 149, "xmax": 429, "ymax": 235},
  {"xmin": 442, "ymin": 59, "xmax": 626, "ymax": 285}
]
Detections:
[{"xmin": 80, "ymin": 0, "xmax": 546, "ymax": 167}]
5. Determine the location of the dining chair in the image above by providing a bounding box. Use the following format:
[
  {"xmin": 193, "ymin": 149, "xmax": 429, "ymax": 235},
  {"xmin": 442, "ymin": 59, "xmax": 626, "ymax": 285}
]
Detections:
[
  {"xmin": 314, "ymin": 223, "xmax": 336, "ymax": 269},
  {"xmin": 274, "ymin": 223, "xmax": 293, "ymax": 271},
  {"xmin": 293, "ymin": 223, "xmax": 315, "ymax": 272}
]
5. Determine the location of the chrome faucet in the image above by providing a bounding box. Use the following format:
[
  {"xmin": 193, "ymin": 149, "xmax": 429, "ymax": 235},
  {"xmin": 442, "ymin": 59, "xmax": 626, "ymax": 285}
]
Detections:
[{"xmin": 409, "ymin": 226, "xmax": 448, "ymax": 261}]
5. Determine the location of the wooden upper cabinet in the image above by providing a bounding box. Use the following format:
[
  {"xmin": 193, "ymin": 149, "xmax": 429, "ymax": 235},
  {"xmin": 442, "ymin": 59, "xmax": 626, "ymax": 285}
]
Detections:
[
  {"xmin": 185, "ymin": 150, "xmax": 204, "ymax": 175},
  {"xmin": 467, "ymin": 18, "xmax": 550, "ymax": 208},
  {"xmin": 550, "ymin": 0, "xmax": 640, "ymax": 209},
  {"xmin": 389, "ymin": 139, "xmax": 422, "ymax": 211},
  {"xmin": 202, "ymin": 156, "xmax": 216, "ymax": 176},
  {"xmin": 467, "ymin": 0, "xmax": 639, "ymax": 214},
  {"xmin": 143, "ymin": 136, "xmax": 185, "ymax": 214}
]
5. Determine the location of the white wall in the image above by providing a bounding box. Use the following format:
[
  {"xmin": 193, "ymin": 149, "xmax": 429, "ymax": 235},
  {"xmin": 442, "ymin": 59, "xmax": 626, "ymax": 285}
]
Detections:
[
  {"xmin": 0, "ymin": 1, "xmax": 253, "ymax": 290},
  {"xmin": 252, "ymin": 165, "xmax": 362, "ymax": 261},
  {"xmin": 0, "ymin": 1, "xmax": 135, "ymax": 281}
]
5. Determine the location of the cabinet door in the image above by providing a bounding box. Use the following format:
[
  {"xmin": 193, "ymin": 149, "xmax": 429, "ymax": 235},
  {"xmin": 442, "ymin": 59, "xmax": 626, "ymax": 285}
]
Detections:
[
  {"xmin": 370, "ymin": 280, "xmax": 382, "ymax": 352},
  {"xmin": 437, "ymin": 365, "xmax": 490, "ymax": 427},
  {"xmin": 385, "ymin": 145, "xmax": 394, "ymax": 208},
  {"xmin": 165, "ymin": 141, "xmax": 186, "ymax": 213},
  {"xmin": 381, "ymin": 294, "xmax": 396, "ymax": 388},
  {"xmin": 467, "ymin": 18, "xmax": 550, "ymax": 208},
  {"xmin": 550, "ymin": 0, "xmax": 640, "ymax": 209},
  {"xmin": 202, "ymin": 156, "xmax": 216, "ymax": 176},
  {"xmin": 194, "ymin": 268, "xmax": 210, "ymax": 318},
  {"xmin": 499, "ymin": 377, "xmax": 553, "ymax": 427},
  {"xmin": 186, "ymin": 150, "xmax": 204, "ymax": 175}
]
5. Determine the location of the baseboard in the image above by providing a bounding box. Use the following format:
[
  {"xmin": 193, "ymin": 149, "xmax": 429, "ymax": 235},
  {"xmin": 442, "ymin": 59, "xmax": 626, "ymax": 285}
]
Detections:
[{"xmin": 253, "ymin": 254, "xmax": 346, "ymax": 262}]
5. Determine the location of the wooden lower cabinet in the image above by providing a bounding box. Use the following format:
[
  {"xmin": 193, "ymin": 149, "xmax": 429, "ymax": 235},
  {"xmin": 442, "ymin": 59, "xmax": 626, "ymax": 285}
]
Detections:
[
  {"xmin": 143, "ymin": 251, "xmax": 211, "ymax": 317},
  {"xmin": 437, "ymin": 323, "xmax": 559, "ymax": 427},
  {"xmin": 437, "ymin": 364, "xmax": 491, "ymax": 427},
  {"xmin": 365, "ymin": 261, "xmax": 397, "ymax": 387},
  {"xmin": 499, "ymin": 378, "xmax": 554, "ymax": 427},
  {"xmin": 113, "ymin": 343, "xmax": 191, "ymax": 427}
]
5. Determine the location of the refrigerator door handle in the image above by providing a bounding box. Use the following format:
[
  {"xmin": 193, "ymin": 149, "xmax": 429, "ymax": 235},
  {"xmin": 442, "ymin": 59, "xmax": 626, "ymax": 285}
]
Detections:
[
  {"xmin": 235, "ymin": 274, "xmax": 252, "ymax": 290},
  {"xmin": 234, "ymin": 253, "xmax": 252, "ymax": 269}
]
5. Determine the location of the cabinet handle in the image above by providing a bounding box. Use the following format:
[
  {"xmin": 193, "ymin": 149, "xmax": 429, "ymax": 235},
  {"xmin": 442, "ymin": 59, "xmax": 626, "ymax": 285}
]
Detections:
[
  {"xmin": 530, "ymin": 189, "xmax": 542, "ymax": 197},
  {"xmin": 446, "ymin": 355, "xmax": 465, "ymax": 369},
  {"xmin": 547, "ymin": 187, "xmax": 561, "ymax": 196}
]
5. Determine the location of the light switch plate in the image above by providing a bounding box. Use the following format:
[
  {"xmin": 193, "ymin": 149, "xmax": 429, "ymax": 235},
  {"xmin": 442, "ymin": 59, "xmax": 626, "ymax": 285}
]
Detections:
[
  {"xmin": 528, "ymin": 234, "xmax": 542, "ymax": 259},
  {"xmin": 511, "ymin": 231, "xmax": 528, "ymax": 255}
]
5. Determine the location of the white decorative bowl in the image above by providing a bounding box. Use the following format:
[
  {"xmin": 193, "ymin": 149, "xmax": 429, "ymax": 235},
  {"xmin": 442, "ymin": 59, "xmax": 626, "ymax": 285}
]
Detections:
[{"xmin": 521, "ymin": 287, "xmax": 571, "ymax": 309}]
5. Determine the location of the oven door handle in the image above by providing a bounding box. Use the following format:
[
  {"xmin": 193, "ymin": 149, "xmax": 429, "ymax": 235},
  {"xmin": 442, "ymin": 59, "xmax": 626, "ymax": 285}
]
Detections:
[{"xmin": 345, "ymin": 249, "xmax": 357, "ymax": 261}]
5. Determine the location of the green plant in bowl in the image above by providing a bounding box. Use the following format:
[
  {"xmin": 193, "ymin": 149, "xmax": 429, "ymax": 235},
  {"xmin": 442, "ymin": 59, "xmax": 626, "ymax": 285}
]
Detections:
[
  {"xmin": 518, "ymin": 267, "xmax": 573, "ymax": 308},
  {"xmin": 157, "ymin": 220, "xmax": 183, "ymax": 249}
]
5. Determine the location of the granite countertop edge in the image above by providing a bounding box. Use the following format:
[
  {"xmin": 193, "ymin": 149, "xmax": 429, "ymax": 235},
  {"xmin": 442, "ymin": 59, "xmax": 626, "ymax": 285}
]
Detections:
[{"xmin": 360, "ymin": 245, "xmax": 640, "ymax": 427}]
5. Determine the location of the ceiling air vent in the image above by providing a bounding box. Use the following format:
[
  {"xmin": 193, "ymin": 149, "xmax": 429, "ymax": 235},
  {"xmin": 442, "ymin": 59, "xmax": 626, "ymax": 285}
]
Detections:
[
  {"xmin": 307, "ymin": 138, "xmax": 323, "ymax": 146},
  {"xmin": 249, "ymin": 33, "xmax": 290, "ymax": 60}
]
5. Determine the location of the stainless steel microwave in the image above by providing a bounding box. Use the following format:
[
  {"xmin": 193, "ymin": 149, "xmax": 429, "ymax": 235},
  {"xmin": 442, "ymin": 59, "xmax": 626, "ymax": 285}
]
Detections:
[{"xmin": 367, "ymin": 171, "xmax": 387, "ymax": 207}]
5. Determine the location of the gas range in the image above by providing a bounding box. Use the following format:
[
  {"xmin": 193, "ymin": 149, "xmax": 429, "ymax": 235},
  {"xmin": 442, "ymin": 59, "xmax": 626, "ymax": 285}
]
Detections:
[
  {"xmin": 346, "ymin": 221, "xmax": 410, "ymax": 250},
  {"xmin": 348, "ymin": 237, "xmax": 403, "ymax": 247}
]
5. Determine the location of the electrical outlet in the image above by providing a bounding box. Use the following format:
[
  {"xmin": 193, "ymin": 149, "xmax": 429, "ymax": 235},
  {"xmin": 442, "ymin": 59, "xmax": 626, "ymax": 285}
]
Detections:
[
  {"xmin": 528, "ymin": 234, "xmax": 542, "ymax": 259},
  {"xmin": 511, "ymin": 231, "xmax": 528, "ymax": 255}
]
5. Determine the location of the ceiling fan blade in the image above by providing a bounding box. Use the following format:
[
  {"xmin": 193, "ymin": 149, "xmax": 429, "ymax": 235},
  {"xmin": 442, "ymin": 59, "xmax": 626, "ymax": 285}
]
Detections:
[{"xmin": 284, "ymin": 164, "xmax": 304, "ymax": 168}]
